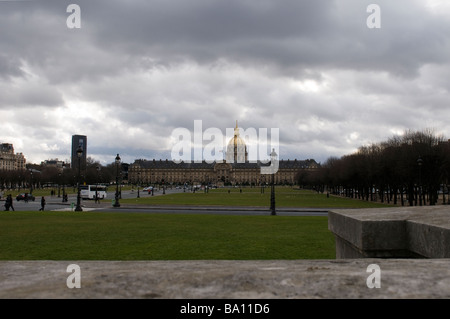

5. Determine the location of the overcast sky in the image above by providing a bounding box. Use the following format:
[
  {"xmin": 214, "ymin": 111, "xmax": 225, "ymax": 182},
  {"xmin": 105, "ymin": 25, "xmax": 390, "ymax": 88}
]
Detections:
[{"xmin": 1, "ymin": 0, "xmax": 450, "ymax": 165}]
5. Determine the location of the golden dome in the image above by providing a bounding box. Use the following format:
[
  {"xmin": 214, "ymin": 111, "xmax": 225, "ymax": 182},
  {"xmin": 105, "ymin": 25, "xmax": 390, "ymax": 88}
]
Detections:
[
  {"xmin": 226, "ymin": 121, "xmax": 248, "ymax": 163},
  {"xmin": 227, "ymin": 121, "xmax": 246, "ymax": 146}
]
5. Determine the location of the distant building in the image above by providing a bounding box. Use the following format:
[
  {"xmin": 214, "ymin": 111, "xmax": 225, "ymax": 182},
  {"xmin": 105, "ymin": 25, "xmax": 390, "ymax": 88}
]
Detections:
[
  {"xmin": 128, "ymin": 122, "xmax": 319, "ymax": 186},
  {"xmin": 41, "ymin": 159, "xmax": 66, "ymax": 171},
  {"xmin": 0, "ymin": 143, "xmax": 26, "ymax": 171},
  {"xmin": 129, "ymin": 158, "xmax": 318, "ymax": 186},
  {"xmin": 71, "ymin": 135, "xmax": 87, "ymax": 170}
]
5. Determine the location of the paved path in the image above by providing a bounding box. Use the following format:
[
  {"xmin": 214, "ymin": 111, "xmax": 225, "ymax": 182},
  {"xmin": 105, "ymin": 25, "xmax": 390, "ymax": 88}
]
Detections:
[{"xmin": 4, "ymin": 189, "xmax": 330, "ymax": 216}]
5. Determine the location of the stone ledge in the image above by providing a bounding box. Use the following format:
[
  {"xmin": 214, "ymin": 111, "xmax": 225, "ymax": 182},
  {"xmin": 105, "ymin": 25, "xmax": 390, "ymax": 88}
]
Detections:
[
  {"xmin": 1, "ymin": 260, "xmax": 450, "ymax": 299},
  {"xmin": 328, "ymin": 206, "xmax": 450, "ymax": 258}
]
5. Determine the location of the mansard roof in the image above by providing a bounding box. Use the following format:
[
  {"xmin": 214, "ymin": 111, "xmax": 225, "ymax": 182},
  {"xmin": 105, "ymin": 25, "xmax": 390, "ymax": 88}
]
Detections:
[
  {"xmin": 133, "ymin": 159, "xmax": 215, "ymax": 169},
  {"xmin": 131, "ymin": 158, "xmax": 319, "ymax": 169}
]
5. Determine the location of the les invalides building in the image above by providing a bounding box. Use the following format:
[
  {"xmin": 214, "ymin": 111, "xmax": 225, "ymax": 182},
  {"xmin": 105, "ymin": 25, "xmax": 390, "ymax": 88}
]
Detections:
[{"xmin": 128, "ymin": 122, "xmax": 318, "ymax": 186}]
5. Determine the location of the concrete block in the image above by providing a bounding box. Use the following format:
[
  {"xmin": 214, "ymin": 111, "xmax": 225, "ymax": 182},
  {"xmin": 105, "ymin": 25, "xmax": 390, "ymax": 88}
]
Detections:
[{"xmin": 329, "ymin": 206, "xmax": 450, "ymax": 258}]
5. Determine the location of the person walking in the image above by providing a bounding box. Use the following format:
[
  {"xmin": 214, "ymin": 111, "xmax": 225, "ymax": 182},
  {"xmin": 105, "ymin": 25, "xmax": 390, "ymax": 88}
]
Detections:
[
  {"xmin": 39, "ymin": 196, "xmax": 46, "ymax": 211},
  {"xmin": 4, "ymin": 194, "xmax": 14, "ymax": 211},
  {"xmin": 9, "ymin": 195, "xmax": 14, "ymax": 211}
]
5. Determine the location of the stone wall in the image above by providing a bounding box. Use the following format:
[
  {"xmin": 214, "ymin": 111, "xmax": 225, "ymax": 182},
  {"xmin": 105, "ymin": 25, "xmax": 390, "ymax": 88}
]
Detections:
[{"xmin": 328, "ymin": 206, "xmax": 450, "ymax": 258}]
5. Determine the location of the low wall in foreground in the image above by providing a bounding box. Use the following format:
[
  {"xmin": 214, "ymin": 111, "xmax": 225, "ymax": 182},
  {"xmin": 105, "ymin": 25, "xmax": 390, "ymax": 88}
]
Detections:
[
  {"xmin": 1, "ymin": 207, "xmax": 449, "ymax": 299},
  {"xmin": 1, "ymin": 259, "xmax": 450, "ymax": 299},
  {"xmin": 328, "ymin": 206, "xmax": 450, "ymax": 258}
]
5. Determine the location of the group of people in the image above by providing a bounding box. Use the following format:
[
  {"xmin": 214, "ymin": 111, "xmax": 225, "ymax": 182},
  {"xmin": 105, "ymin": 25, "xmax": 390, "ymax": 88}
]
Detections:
[{"xmin": 4, "ymin": 195, "xmax": 46, "ymax": 211}]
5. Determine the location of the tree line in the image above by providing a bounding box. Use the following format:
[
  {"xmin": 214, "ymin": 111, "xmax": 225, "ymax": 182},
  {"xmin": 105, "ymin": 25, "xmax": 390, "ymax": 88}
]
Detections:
[
  {"xmin": 297, "ymin": 129, "xmax": 450, "ymax": 206},
  {"xmin": 0, "ymin": 157, "xmax": 120, "ymax": 192}
]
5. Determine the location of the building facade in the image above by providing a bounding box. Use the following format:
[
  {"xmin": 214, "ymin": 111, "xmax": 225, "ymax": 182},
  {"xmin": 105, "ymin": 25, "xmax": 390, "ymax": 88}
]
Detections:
[
  {"xmin": 71, "ymin": 135, "xmax": 87, "ymax": 171},
  {"xmin": 129, "ymin": 158, "xmax": 318, "ymax": 186},
  {"xmin": 128, "ymin": 123, "xmax": 318, "ymax": 186},
  {"xmin": 41, "ymin": 159, "xmax": 66, "ymax": 171},
  {"xmin": 0, "ymin": 143, "xmax": 26, "ymax": 171}
]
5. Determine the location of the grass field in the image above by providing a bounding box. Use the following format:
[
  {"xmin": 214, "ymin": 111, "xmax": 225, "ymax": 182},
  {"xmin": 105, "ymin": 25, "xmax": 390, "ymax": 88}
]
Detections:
[
  {"xmin": 0, "ymin": 188, "xmax": 392, "ymax": 261},
  {"xmin": 121, "ymin": 187, "xmax": 392, "ymax": 208},
  {"xmin": 0, "ymin": 211, "xmax": 335, "ymax": 260}
]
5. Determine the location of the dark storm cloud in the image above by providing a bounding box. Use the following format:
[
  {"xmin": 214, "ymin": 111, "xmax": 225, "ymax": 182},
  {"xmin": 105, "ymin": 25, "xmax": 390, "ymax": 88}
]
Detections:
[
  {"xmin": 2, "ymin": 0, "xmax": 447, "ymax": 87},
  {"xmin": 0, "ymin": 55, "xmax": 25, "ymax": 79},
  {"xmin": 2, "ymin": 0, "xmax": 448, "ymax": 78},
  {"xmin": 1, "ymin": 0, "xmax": 450, "ymax": 164},
  {"xmin": 63, "ymin": 0, "xmax": 449, "ymax": 77}
]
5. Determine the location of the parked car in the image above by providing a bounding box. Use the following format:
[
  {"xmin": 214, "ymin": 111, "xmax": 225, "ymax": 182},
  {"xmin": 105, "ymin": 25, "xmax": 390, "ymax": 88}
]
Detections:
[
  {"xmin": 16, "ymin": 193, "xmax": 36, "ymax": 202},
  {"xmin": 142, "ymin": 186, "xmax": 153, "ymax": 191}
]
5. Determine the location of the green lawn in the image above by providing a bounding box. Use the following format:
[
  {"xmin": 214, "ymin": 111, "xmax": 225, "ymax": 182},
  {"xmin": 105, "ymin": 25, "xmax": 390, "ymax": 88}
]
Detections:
[
  {"xmin": 0, "ymin": 188, "xmax": 391, "ymax": 261},
  {"xmin": 121, "ymin": 187, "xmax": 392, "ymax": 208},
  {"xmin": 0, "ymin": 211, "xmax": 335, "ymax": 260}
]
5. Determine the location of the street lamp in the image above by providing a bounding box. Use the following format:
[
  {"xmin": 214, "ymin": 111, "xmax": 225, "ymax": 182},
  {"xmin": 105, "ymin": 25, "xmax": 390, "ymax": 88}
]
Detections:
[
  {"xmin": 114, "ymin": 154, "xmax": 121, "ymax": 207},
  {"xmin": 417, "ymin": 157, "xmax": 423, "ymax": 206},
  {"xmin": 270, "ymin": 148, "xmax": 277, "ymax": 216},
  {"xmin": 261, "ymin": 175, "xmax": 265, "ymax": 194},
  {"xmin": 58, "ymin": 172, "xmax": 61, "ymax": 198},
  {"xmin": 29, "ymin": 170, "xmax": 33, "ymax": 195},
  {"xmin": 162, "ymin": 174, "xmax": 165, "ymax": 194},
  {"xmin": 96, "ymin": 166, "xmax": 100, "ymax": 203},
  {"xmin": 137, "ymin": 171, "xmax": 140, "ymax": 198},
  {"xmin": 61, "ymin": 163, "xmax": 66, "ymax": 202},
  {"xmin": 75, "ymin": 145, "xmax": 83, "ymax": 211}
]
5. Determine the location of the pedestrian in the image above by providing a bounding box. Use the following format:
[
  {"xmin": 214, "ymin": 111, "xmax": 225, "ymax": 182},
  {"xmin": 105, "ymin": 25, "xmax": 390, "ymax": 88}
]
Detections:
[
  {"xmin": 39, "ymin": 196, "xmax": 46, "ymax": 211},
  {"xmin": 9, "ymin": 195, "xmax": 14, "ymax": 211},
  {"xmin": 4, "ymin": 194, "xmax": 14, "ymax": 211},
  {"xmin": 4, "ymin": 195, "xmax": 10, "ymax": 211}
]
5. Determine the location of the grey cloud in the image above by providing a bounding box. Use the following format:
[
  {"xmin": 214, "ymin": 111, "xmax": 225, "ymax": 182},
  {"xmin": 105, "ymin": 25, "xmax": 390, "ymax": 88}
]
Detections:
[
  {"xmin": 0, "ymin": 55, "xmax": 25, "ymax": 79},
  {"xmin": 1, "ymin": 0, "xmax": 450, "ymax": 164},
  {"xmin": 2, "ymin": 0, "xmax": 448, "ymax": 85}
]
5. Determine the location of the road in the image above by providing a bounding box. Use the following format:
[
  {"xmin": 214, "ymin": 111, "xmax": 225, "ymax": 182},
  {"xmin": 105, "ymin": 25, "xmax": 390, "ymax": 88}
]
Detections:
[{"xmin": 3, "ymin": 188, "xmax": 329, "ymax": 216}]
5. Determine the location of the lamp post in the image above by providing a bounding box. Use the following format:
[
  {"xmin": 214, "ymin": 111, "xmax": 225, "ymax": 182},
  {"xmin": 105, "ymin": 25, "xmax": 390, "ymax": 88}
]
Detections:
[
  {"xmin": 417, "ymin": 157, "xmax": 423, "ymax": 206},
  {"xmin": 114, "ymin": 154, "xmax": 121, "ymax": 207},
  {"xmin": 96, "ymin": 166, "xmax": 100, "ymax": 203},
  {"xmin": 75, "ymin": 145, "xmax": 83, "ymax": 211},
  {"xmin": 270, "ymin": 148, "xmax": 277, "ymax": 216},
  {"xmin": 137, "ymin": 171, "xmax": 140, "ymax": 198},
  {"xmin": 30, "ymin": 170, "xmax": 33, "ymax": 195},
  {"xmin": 261, "ymin": 175, "xmax": 265, "ymax": 194},
  {"xmin": 151, "ymin": 173, "xmax": 155, "ymax": 196},
  {"xmin": 58, "ymin": 172, "xmax": 61, "ymax": 197},
  {"xmin": 61, "ymin": 163, "xmax": 66, "ymax": 202},
  {"xmin": 162, "ymin": 174, "xmax": 165, "ymax": 195}
]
